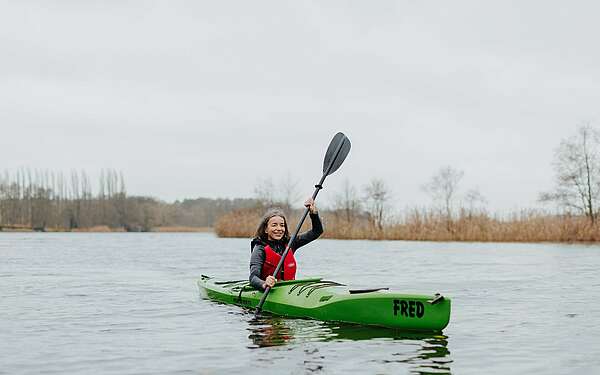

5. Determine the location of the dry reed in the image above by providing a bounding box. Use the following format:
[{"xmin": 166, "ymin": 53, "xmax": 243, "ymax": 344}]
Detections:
[{"xmin": 215, "ymin": 208, "xmax": 600, "ymax": 243}]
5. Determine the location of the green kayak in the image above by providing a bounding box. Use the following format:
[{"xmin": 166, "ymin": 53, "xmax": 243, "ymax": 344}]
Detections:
[{"xmin": 198, "ymin": 275, "xmax": 451, "ymax": 332}]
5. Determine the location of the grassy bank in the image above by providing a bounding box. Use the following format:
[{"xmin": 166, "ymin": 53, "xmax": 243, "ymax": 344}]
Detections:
[{"xmin": 215, "ymin": 208, "xmax": 600, "ymax": 243}]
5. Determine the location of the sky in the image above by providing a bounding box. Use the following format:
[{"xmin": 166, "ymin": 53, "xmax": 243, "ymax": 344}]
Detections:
[{"xmin": 2, "ymin": 1, "xmax": 599, "ymax": 214}]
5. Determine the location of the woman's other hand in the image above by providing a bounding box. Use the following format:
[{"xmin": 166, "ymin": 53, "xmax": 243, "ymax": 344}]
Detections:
[{"xmin": 263, "ymin": 275, "xmax": 276, "ymax": 289}]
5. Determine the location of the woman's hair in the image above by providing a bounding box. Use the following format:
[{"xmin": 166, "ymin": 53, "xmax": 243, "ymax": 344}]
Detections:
[{"xmin": 255, "ymin": 208, "xmax": 290, "ymax": 243}]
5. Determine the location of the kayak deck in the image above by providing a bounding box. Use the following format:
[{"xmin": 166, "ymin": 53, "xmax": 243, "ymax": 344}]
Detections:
[{"xmin": 198, "ymin": 275, "xmax": 451, "ymax": 332}]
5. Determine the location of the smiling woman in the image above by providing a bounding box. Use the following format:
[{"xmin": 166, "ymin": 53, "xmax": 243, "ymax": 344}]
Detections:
[{"xmin": 248, "ymin": 198, "xmax": 323, "ymax": 291}]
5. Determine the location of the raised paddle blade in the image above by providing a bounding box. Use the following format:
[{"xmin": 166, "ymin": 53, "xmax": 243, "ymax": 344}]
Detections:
[
  {"xmin": 322, "ymin": 132, "xmax": 351, "ymax": 176},
  {"xmin": 255, "ymin": 132, "xmax": 351, "ymax": 316}
]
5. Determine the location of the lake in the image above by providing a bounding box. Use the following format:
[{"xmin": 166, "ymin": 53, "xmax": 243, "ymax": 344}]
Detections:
[{"xmin": 1, "ymin": 233, "xmax": 599, "ymax": 374}]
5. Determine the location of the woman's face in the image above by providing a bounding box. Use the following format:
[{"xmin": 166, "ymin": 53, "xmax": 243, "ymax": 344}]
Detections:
[{"xmin": 265, "ymin": 216, "xmax": 286, "ymax": 241}]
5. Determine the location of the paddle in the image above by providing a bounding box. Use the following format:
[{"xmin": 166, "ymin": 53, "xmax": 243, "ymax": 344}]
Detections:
[{"xmin": 254, "ymin": 132, "xmax": 351, "ymax": 316}]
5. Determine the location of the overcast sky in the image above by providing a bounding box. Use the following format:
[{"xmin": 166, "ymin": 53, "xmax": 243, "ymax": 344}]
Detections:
[{"xmin": 2, "ymin": 1, "xmax": 599, "ymax": 213}]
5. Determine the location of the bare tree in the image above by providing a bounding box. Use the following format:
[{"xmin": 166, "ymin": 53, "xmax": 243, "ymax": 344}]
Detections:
[
  {"xmin": 0, "ymin": 172, "xmax": 5, "ymax": 225},
  {"xmin": 278, "ymin": 172, "xmax": 300, "ymax": 213},
  {"xmin": 69, "ymin": 169, "xmax": 81, "ymax": 229},
  {"xmin": 463, "ymin": 188, "xmax": 487, "ymax": 218},
  {"xmin": 333, "ymin": 179, "xmax": 361, "ymax": 223},
  {"xmin": 115, "ymin": 170, "xmax": 128, "ymax": 227},
  {"xmin": 422, "ymin": 166, "xmax": 464, "ymax": 223},
  {"xmin": 363, "ymin": 178, "xmax": 390, "ymax": 230},
  {"xmin": 540, "ymin": 125, "xmax": 600, "ymax": 223},
  {"xmin": 254, "ymin": 177, "xmax": 276, "ymax": 207}
]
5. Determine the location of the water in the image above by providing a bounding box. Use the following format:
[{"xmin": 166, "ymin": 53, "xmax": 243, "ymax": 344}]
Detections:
[{"xmin": 1, "ymin": 233, "xmax": 599, "ymax": 374}]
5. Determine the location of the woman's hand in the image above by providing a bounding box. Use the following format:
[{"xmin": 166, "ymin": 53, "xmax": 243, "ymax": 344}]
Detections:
[
  {"xmin": 263, "ymin": 275, "xmax": 276, "ymax": 289},
  {"xmin": 304, "ymin": 198, "xmax": 318, "ymax": 214}
]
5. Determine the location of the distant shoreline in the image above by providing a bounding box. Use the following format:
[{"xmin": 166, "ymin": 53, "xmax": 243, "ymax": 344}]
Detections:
[
  {"xmin": 5, "ymin": 217, "xmax": 600, "ymax": 244},
  {"xmin": 0, "ymin": 225, "xmax": 214, "ymax": 233},
  {"xmin": 2, "ymin": 225, "xmax": 599, "ymax": 243}
]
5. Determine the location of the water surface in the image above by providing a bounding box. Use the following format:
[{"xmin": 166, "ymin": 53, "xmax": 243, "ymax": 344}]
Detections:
[{"xmin": 1, "ymin": 233, "xmax": 599, "ymax": 374}]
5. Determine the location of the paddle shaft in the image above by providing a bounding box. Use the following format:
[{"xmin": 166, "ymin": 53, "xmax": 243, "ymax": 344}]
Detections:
[{"xmin": 254, "ymin": 139, "xmax": 346, "ymax": 315}]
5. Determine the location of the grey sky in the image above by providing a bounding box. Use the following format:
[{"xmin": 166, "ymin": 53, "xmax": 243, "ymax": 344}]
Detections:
[{"xmin": 2, "ymin": 1, "xmax": 599, "ymax": 213}]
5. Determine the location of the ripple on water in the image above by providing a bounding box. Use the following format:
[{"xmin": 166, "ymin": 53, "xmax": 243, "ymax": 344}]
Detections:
[{"xmin": 2, "ymin": 233, "xmax": 600, "ymax": 374}]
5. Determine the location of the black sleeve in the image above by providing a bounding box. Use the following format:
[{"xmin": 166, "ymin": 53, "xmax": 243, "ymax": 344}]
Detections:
[
  {"xmin": 249, "ymin": 244, "xmax": 266, "ymax": 291},
  {"xmin": 291, "ymin": 213, "xmax": 324, "ymax": 251}
]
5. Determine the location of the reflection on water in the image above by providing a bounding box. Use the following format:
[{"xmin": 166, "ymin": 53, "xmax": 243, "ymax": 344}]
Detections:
[
  {"xmin": 247, "ymin": 315, "xmax": 452, "ymax": 374},
  {"xmin": 6, "ymin": 234, "xmax": 598, "ymax": 374},
  {"xmin": 247, "ymin": 316, "xmax": 295, "ymax": 347}
]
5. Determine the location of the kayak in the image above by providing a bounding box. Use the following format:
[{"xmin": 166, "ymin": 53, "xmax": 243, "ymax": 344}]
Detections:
[{"xmin": 198, "ymin": 275, "xmax": 451, "ymax": 332}]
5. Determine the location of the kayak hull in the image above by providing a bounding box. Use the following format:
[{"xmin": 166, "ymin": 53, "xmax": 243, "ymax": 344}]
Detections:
[{"xmin": 198, "ymin": 276, "xmax": 451, "ymax": 332}]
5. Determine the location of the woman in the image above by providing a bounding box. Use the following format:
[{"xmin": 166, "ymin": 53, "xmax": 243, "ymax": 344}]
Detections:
[{"xmin": 249, "ymin": 198, "xmax": 323, "ymax": 291}]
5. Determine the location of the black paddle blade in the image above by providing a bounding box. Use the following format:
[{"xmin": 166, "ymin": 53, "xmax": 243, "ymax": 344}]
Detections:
[{"xmin": 322, "ymin": 132, "xmax": 351, "ymax": 176}]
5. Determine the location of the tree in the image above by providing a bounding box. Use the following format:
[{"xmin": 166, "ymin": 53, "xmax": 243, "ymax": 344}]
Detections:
[
  {"xmin": 278, "ymin": 172, "xmax": 300, "ymax": 213},
  {"xmin": 463, "ymin": 188, "xmax": 487, "ymax": 218},
  {"xmin": 254, "ymin": 172, "xmax": 300, "ymax": 212},
  {"xmin": 540, "ymin": 125, "xmax": 600, "ymax": 223},
  {"xmin": 333, "ymin": 179, "xmax": 361, "ymax": 223},
  {"xmin": 363, "ymin": 178, "xmax": 390, "ymax": 230},
  {"xmin": 254, "ymin": 177, "xmax": 276, "ymax": 207},
  {"xmin": 422, "ymin": 166, "xmax": 464, "ymax": 223}
]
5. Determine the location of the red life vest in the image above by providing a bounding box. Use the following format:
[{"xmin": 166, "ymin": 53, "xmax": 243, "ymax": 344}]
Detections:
[{"xmin": 261, "ymin": 245, "xmax": 297, "ymax": 281}]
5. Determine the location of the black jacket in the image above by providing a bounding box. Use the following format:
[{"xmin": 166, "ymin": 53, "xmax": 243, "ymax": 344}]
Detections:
[{"xmin": 249, "ymin": 213, "xmax": 323, "ymax": 290}]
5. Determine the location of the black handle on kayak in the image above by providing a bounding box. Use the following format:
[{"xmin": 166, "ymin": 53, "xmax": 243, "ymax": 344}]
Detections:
[{"xmin": 254, "ymin": 132, "xmax": 350, "ymax": 316}]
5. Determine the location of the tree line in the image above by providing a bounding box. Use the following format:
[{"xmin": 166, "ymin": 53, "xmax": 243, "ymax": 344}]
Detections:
[
  {"xmin": 0, "ymin": 168, "xmax": 257, "ymax": 231},
  {"xmin": 4, "ymin": 124, "xmax": 600, "ymax": 241},
  {"xmin": 216, "ymin": 124, "xmax": 600, "ymax": 242}
]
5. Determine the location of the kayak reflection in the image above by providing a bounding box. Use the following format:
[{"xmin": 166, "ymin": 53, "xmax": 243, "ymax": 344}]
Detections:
[
  {"xmin": 247, "ymin": 316, "xmax": 451, "ymax": 373},
  {"xmin": 247, "ymin": 316, "xmax": 295, "ymax": 348}
]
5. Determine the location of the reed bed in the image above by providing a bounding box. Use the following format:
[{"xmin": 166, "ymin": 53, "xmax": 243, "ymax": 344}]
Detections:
[
  {"xmin": 215, "ymin": 208, "xmax": 600, "ymax": 243},
  {"xmin": 213, "ymin": 207, "xmax": 316, "ymax": 239}
]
